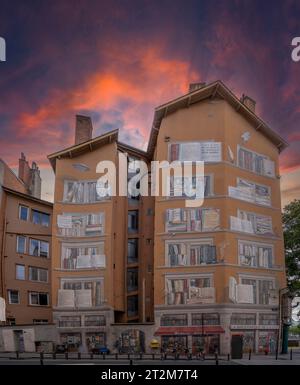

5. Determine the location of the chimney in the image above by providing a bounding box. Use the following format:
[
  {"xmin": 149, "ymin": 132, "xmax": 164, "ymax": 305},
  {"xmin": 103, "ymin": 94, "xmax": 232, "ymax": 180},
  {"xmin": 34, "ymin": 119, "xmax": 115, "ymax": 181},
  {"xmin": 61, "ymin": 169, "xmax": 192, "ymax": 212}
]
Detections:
[
  {"xmin": 240, "ymin": 94, "xmax": 256, "ymax": 113},
  {"xmin": 18, "ymin": 154, "xmax": 42, "ymax": 199},
  {"xmin": 189, "ymin": 82, "xmax": 206, "ymax": 93},
  {"xmin": 75, "ymin": 115, "xmax": 93, "ymax": 144}
]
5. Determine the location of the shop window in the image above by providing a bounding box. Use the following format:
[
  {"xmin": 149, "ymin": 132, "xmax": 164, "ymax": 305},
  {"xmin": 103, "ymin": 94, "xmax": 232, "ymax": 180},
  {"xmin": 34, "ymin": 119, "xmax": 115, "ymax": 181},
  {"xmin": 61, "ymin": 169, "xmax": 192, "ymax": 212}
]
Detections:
[
  {"xmin": 192, "ymin": 313, "xmax": 220, "ymax": 325},
  {"xmin": 119, "ymin": 329, "xmax": 145, "ymax": 353},
  {"xmin": 161, "ymin": 314, "xmax": 187, "ymax": 326},
  {"xmin": 165, "ymin": 208, "xmax": 220, "ymax": 233},
  {"xmin": 60, "ymin": 333, "xmax": 81, "ymax": 352},
  {"xmin": 192, "ymin": 335, "xmax": 220, "ymax": 355},
  {"xmin": 16, "ymin": 235, "xmax": 26, "ymax": 253},
  {"xmin": 127, "ymin": 295, "xmax": 138, "ymax": 317},
  {"xmin": 161, "ymin": 336, "xmax": 188, "ymax": 353},
  {"xmin": 128, "ymin": 211, "xmax": 139, "ymax": 232},
  {"xmin": 258, "ymin": 331, "xmax": 277, "ymax": 354},
  {"xmin": 85, "ymin": 315, "xmax": 106, "ymax": 326},
  {"xmin": 238, "ymin": 241, "xmax": 273, "ymax": 268},
  {"xmin": 16, "ymin": 264, "xmax": 25, "ymax": 280},
  {"xmin": 29, "ymin": 292, "xmax": 49, "ymax": 306},
  {"xmin": 86, "ymin": 332, "xmax": 106, "ymax": 352},
  {"xmin": 29, "ymin": 239, "xmax": 49, "ymax": 258},
  {"xmin": 32, "ymin": 209, "xmax": 50, "ymax": 227},
  {"xmin": 19, "ymin": 205, "xmax": 28, "ymax": 221},
  {"xmin": 127, "ymin": 239, "xmax": 138, "ymax": 264},
  {"xmin": 127, "ymin": 268, "xmax": 138, "ymax": 292},
  {"xmin": 57, "ymin": 212, "xmax": 105, "ymax": 237},
  {"xmin": 61, "ymin": 242, "xmax": 105, "ymax": 270}
]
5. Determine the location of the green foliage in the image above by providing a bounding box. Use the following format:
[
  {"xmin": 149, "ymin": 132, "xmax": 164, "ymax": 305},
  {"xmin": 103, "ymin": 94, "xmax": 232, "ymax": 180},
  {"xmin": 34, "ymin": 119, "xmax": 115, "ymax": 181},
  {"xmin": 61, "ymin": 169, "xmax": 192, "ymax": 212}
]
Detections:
[{"xmin": 283, "ymin": 199, "xmax": 300, "ymax": 296}]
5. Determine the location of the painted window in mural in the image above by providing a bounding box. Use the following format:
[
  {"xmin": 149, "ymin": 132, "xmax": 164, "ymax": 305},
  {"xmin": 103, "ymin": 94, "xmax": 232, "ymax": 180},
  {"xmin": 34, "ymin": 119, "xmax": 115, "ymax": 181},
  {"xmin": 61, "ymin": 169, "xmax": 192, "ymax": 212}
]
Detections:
[
  {"xmin": 160, "ymin": 314, "xmax": 187, "ymax": 326},
  {"xmin": 165, "ymin": 208, "xmax": 220, "ymax": 233},
  {"xmin": 58, "ymin": 279, "xmax": 103, "ymax": 308},
  {"xmin": 259, "ymin": 314, "xmax": 278, "ymax": 325},
  {"xmin": 58, "ymin": 316, "xmax": 81, "ymax": 327},
  {"xmin": 242, "ymin": 331, "xmax": 255, "ymax": 353},
  {"xmin": 57, "ymin": 212, "xmax": 105, "ymax": 237},
  {"xmin": 191, "ymin": 313, "xmax": 220, "ymax": 325},
  {"xmin": 167, "ymin": 239, "xmax": 216, "ymax": 266},
  {"xmin": 169, "ymin": 142, "xmax": 222, "ymax": 162},
  {"xmin": 85, "ymin": 315, "xmax": 106, "ymax": 326},
  {"xmin": 258, "ymin": 331, "xmax": 277, "ymax": 354},
  {"xmin": 161, "ymin": 336, "xmax": 188, "ymax": 353},
  {"xmin": 166, "ymin": 276, "xmax": 215, "ymax": 305},
  {"xmin": 168, "ymin": 174, "xmax": 213, "ymax": 198},
  {"xmin": 238, "ymin": 241, "xmax": 273, "ymax": 268},
  {"xmin": 60, "ymin": 333, "xmax": 81, "ymax": 352},
  {"xmin": 61, "ymin": 241, "xmax": 105, "ymax": 270},
  {"xmin": 63, "ymin": 180, "xmax": 110, "ymax": 203},
  {"xmin": 238, "ymin": 146, "xmax": 275, "ymax": 177},
  {"xmin": 237, "ymin": 210, "xmax": 273, "ymax": 235},
  {"xmin": 240, "ymin": 277, "xmax": 275, "ymax": 305},
  {"xmin": 231, "ymin": 313, "xmax": 256, "ymax": 325}
]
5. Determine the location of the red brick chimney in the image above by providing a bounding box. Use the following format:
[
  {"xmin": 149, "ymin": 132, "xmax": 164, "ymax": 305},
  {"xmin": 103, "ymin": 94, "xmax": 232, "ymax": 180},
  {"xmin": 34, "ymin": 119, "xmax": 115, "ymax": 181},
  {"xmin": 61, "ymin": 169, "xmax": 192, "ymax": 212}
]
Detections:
[
  {"xmin": 75, "ymin": 115, "xmax": 93, "ymax": 144},
  {"xmin": 18, "ymin": 153, "xmax": 41, "ymax": 198},
  {"xmin": 18, "ymin": 152, "xmax": 31, "ymax": 187}
]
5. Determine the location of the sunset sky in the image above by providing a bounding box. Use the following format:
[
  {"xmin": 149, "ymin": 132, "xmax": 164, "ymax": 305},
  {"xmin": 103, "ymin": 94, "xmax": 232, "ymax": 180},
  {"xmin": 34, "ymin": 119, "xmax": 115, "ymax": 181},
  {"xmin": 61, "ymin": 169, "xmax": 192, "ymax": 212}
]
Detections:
[{"xmin": 0, "ymin": 0, "xmax": 300, "ymax": 206}]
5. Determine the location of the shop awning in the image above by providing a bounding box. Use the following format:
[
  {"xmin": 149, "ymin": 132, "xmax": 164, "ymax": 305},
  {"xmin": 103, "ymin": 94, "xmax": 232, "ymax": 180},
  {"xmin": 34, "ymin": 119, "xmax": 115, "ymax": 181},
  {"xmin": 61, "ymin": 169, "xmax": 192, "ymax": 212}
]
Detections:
[{"xmin": 154, "ymin": 326, "xmax": 225, "ymax": 336}]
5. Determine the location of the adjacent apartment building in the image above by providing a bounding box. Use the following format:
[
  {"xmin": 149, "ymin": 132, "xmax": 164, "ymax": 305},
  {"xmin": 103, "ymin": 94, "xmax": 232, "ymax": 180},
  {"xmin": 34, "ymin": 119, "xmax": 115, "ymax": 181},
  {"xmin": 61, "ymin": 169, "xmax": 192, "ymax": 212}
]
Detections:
[
  {"xmin": 0, "ymin": 155, "xmax": 55, "ymax": 352},
  {"xmin": 47, "ymin": 80, "xmax": 288, "ymax": 355}
]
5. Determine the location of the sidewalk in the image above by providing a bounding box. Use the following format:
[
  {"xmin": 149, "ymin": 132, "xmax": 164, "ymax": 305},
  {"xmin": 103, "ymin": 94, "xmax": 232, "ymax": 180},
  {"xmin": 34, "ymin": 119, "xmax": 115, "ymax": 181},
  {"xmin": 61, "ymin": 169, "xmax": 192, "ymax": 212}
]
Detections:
[{"xmin": 232, "ymin": 351, "xmax": 300, "ymax": 365}]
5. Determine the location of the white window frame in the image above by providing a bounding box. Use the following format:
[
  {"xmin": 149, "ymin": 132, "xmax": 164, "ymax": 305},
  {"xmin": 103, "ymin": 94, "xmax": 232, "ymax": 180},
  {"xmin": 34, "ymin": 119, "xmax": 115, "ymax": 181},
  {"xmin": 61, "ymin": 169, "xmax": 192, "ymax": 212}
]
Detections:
[
  {"xmin": 32, "ymin": 209, "xmax": 50, "ymax": 227},
  {"xmin": 165, "ymin": 238, "xmax": 215, "ymax": 266},
  {"xmin": 29, "ymin": 238, "xmax": 49, "ymax": 258},
  {"xmin": 238, "ymin": 240, "xmax": 274, "ymax": 268},
  {"xmin": 16, "ymin": 235, "xmax": 26, "ymax": 254},
  {"xmin": 19, "ymin": 205, "xmax": 29, "ymax": 221},
  {"xmin": 8, "ymin": 290, "xmax": 20, "ymax": 304},
  {"xmin": 16, "ymin": 264, "xmax": 25, "ymax": 280},
  {"xmin": 29, "ymin": 266, "xmax": 48, "ymax": 283},
  {"xmin": 29, "ymin": 292, "xmax": 49, "ymax": 306}
]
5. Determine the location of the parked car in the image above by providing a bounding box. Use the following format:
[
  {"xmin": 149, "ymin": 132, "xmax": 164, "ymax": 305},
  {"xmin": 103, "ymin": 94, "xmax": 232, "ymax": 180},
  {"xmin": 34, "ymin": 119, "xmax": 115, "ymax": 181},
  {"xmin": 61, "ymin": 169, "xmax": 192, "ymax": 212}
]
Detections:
[{"xmin": 91, "ymin": 344, "xmax": 110, "ymax": 355}]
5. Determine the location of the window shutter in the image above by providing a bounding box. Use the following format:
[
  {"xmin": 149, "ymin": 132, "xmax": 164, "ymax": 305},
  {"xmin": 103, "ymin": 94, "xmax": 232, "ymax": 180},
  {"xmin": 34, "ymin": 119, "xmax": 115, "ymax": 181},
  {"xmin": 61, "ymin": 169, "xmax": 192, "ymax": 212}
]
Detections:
[
  {"xmin": 58, "ymin": 289, "xmax": 75, "ymax": 308},
  {"xmin": 236, "ymin": 284, "xmax": 254, "ymax": 304}
]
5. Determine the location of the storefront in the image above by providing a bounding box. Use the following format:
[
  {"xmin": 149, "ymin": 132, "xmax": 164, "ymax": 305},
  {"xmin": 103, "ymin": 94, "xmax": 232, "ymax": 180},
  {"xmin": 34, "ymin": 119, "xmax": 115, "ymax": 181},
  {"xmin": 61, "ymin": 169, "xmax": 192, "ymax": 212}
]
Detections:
[
  {"xmin": 258, "ymin": 331, "xmax": 277, "ymax": 354},
  {"xmin": 86, "ymin": 332, "xmax": 106, "ymax": 352},
  {"xmin": 60, "ymin": 333, "xmax": 81, "ymax": 351},
  {"xmin": 192, "ymin": 335, "xmax": 220, "ymax": 355},
  {"xmin": 161, "ymin": 336, "xmax": 187, "ymax": 352},
  {"xmin": 119, "ymin": 329, "xmax": 145, "ymax": 353}
]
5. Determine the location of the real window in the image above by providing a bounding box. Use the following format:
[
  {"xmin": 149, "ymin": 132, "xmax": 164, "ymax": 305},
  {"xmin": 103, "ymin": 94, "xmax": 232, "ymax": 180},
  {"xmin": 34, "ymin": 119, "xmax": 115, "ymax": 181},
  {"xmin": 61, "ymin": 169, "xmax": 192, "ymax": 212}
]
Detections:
[
  {"xmin": 128, "ymin": 211, "xmax": 139, "ymax": 232},
  {"xmin": 238, "ymin": 241, "xmax": 273, "ymax": 268},
  {"xmin": 161, "ymin": 314, "xmax": 187, "ymax": 326},
  {"xmin": 16, "ymin": 235, "xmax": 26, "ymax": 254},
  {"xmin": 16, "ymin": 264, "xmax": 25, "ymax": 280},
  {"xmin": 19, "ymin": 205, "xmax": 28, "ymax": 221},
  {"xmin": 29, "ymin": 239, "xmax": 49, "ymax": 258},
  {"xmin": 127, "ymin": 268, "xmax": 138, "ymax": 292},
  {"xmin": 6, "ymin": 318, "xmax": 16, "ymax": 325},
  {"xmin": 8, "ymin": 290, "xmax": 19, "ymax": 304},
  {"xmin": 29, "ymin": 267, "xmax": 48, "ymax": 282},
  {"xmin": 127, "ymin": 239, "xmax": 138, "ymax": 264},
  {"xmin": 127, "ymin": 295, "xmax": 138, "ymax": 317},
  {"xmin": 61, "ymin": 242, "xmax": 105, "ymax": 270},
  {"xmin": 29, "ymin": 292, "xmax": 49, "ymax": 306},
  {"xmin": 32, "ymin": 209, "xmax": 50, "ymax": 227}
]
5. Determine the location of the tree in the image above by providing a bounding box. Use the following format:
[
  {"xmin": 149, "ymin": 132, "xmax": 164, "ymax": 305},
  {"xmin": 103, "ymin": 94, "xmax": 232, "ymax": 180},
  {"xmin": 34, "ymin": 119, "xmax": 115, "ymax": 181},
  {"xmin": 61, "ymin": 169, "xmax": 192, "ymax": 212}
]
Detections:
[{"xmin": 283, "ymin": 199, "xmax": 300, "ymax": 296}]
